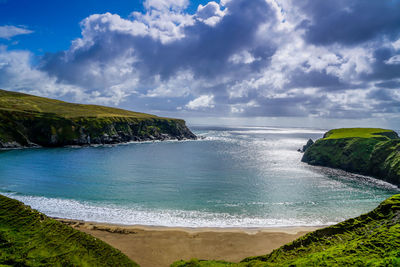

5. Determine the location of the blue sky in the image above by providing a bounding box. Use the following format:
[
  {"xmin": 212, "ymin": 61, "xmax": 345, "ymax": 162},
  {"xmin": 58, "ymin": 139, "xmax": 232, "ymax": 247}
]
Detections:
[{"xmin": 1, "ymin": 0, "xmax": 400, "ymax": 128}]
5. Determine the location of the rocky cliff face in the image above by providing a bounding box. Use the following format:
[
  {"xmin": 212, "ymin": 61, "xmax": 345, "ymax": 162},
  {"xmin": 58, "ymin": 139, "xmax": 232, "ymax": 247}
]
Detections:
[
  {"xmin": 301, "ymin": 128, "xmax": 400, "ymax": 186},
  {"xmin": 0, "ymin": 109, "xmax": 196, "ymax": 148}
]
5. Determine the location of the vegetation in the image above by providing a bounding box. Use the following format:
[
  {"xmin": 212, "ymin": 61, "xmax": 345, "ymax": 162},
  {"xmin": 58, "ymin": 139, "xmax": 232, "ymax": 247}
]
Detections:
[
  {"xmin": 0, "ymin": 89, "xmax": 196, "ymax": 147},
  {"xmin": 0, "ymin": 194, "xmax": 138, "ymax": 266},
  {"xmin": 302, "ymin": 128, "xmax": 400, "ymax": 186},
  {"xmin": 322, "ymin": 128, "xmax": 398, "ymax": 140},
  {"xmin": 172, "ymin": 194, "xmax": 400, "ymax": 267},
  {"xmin": 0, "ymin": 89, "xmax": 159, "ymax": 119}
]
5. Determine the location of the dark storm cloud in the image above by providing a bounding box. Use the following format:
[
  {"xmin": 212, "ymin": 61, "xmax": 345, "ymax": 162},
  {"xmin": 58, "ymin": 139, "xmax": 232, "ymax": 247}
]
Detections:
[
  {"xmin": 297, "ymin": 0, "xmax": 400, "ymax": 46},
  {"xmin": 363, "ymin": 48, "xmax": 400, "ymax": 81},
  {"xmin": 375, "ymin": 80, "xmax": 400, "ymax": 89},
  {"xmin": 287, "ymin": 69, "xmax": 342, "ymax": 89}
]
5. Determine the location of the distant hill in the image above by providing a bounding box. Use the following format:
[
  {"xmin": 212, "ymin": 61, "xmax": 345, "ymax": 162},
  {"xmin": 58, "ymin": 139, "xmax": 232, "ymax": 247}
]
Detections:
[
  {"xmin": 0, "ymin": 194, "xmax": 138, "ymax": 266},
  {"xmin": 0, "ymin": 89, "xmax": 196, "ymax": 148},
  {"xmin": 302, "ymin": 128, "xmax": 400, "ymax": 186},
  {"xmin": 173, "ymin": 194, "xmax": 400, "ymax": 266}
]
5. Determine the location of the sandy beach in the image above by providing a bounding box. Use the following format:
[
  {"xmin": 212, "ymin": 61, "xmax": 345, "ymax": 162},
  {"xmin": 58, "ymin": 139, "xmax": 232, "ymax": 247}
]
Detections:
[{"xmin": 58, "ymin": 219, "xmax": 322, "ymax": 267}]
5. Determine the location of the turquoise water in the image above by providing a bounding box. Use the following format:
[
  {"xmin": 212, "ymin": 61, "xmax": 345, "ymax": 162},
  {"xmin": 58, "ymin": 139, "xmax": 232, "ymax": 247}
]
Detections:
[{"xmin": 0, "ymin": 126, "xmax": 398, "ymax": 227}]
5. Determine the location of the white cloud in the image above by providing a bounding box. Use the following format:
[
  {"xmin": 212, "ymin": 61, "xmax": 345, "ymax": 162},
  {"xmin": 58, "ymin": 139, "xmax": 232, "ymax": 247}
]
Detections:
[
  {"xmin": 230, "ymin": 100, "xmax": 259, "ymax": 113},
  {"xmin": 229, "ymin": 50, "xmax": 258, "ymax": 64},
  {"xmin": 144, "ymin": 0, "xmax": 189, "ymax": 11},
  {"xmin": 392, "ymin": 39, "xmax": 400, "ymax": 50},
  {"xmin": 0, "ymin": 48, "xmax": 128, "ymax": 105},
  {"xmin": 145, "ymin": 71, "xmax": 193, "ymax": 98},
  {"xmin": 0, "ymin": 25, "xmax": 33, "ymax": 39},
  {"xmin": 196, "ymin": 1, "xmax": 225, "ymax": 26},
  {"xmin": 385, "ymin": 55, "xmax": 400, "ymax": 65},
  {"xmin": 185, "ymin": 95, "xmax": 215, "ymax": 110}
]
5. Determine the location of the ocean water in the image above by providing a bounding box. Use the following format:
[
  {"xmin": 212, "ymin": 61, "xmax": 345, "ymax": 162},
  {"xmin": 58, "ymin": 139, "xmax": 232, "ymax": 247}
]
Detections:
[{"xmin": 0, "ymin": 126, "xmax": 398, "ymax": 228}]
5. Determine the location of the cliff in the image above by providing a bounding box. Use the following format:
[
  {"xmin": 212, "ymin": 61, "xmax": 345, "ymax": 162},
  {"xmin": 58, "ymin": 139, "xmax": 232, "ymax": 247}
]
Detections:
[
  {"xmin": 172, "ymin": 194, "xmax": 400, "ymax": 266},
  {"xmin": 0, "ymin": 89, "xmax": 196, "ymax": 148},
  {"xmin": 301, "ymin": 128, "xmax": 400, "ymax": 186},
  {"xmin": 0, "ymin": 194, "xmax": 138, "ymax": 266}
]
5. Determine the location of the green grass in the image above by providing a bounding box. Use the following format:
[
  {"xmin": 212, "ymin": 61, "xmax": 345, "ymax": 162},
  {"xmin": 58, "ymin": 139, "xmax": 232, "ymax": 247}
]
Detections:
[
  {"xmin": 0, "ymin": 194, "xmax": 138, "ymax": 266},
  {"xmin": 172, "ymin": 194, "xmax": 400, "ymax": 267},
  {"xmin": 323, "ymin": 128, "xmax": 397, "ymax": 140},
  {"xmin": 0, "ymin": 89, "xmax": 159, "ymax": 119}
]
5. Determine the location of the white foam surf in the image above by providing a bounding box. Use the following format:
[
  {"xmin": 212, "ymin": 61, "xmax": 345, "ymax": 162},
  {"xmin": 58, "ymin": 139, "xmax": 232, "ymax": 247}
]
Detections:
[{"xmin": 3, "ymin": 193, "xmax": 339, "ymax": 228}]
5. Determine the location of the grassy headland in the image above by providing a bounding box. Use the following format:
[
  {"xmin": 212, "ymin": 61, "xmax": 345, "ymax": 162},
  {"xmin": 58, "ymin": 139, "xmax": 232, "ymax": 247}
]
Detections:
[
  {"xmin": 302, "ymin": 128, "xmax": 400, "ymax": 186},
  {"xmin": 172, "ymin": 194, "xmax": 400, "ymax": 266},
  {"xmin": 0, "ymin": 89, "xmax": 196, "ymax": 148},
  {"xmin": 0, "ymin": 194, "xmax": 138, "ymax": 266}
]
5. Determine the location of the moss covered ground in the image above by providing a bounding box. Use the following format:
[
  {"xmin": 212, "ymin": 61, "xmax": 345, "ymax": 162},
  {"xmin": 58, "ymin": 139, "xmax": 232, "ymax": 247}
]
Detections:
[
  {"xmin": 172, "ymin": 194, "xmax": 400, "ymax": 267},
  {"xmin": 0, "ymin": 194, "xmax": 138, "ymax": 266}
]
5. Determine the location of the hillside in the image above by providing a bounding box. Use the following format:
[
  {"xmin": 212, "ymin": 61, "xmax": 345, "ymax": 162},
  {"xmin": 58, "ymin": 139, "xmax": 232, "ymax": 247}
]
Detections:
[
  {"xmin": 0, "ymin": 194, "xmax": 138, "ymax": 266},
  {"xmin": 301, "ymin": 128, "xmax": 400, "ymax": 186},
  {"xmin": 0, "ymin": 89, "xmax": 196, "ymax": 148},
  {"xmin": 172, "ymin": 194, "xmax": 400, "ymax": 266}
]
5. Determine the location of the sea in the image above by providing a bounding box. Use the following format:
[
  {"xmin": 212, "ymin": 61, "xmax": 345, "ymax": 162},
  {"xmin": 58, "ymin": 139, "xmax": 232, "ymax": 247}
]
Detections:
[{"xmin": 0, "ymin": 126, "xmax": 398, "ymax": 228}]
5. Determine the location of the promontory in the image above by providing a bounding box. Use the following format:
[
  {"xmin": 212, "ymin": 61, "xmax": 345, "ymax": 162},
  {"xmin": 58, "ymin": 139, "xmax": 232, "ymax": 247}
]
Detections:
[
  {"xmin": 0, "ymin": 89, "xmax": 196, "ymax": 148},
  {"xmin": 301, "ymin": 128, "xmax": 400, "ymax": 186}
]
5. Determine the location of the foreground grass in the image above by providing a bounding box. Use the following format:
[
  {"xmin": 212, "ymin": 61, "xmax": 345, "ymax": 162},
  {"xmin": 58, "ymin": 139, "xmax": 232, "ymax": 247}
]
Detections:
[
  {"xmin": 0, "ymin": 195, "xmax": 138, "ymax": 266},
  {"xmin": 172, "ymin": 194, "xmax": 400, "ymax": 266}
]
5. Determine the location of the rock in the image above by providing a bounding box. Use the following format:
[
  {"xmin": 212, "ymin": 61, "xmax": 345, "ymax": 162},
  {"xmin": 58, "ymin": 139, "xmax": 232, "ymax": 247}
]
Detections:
[
  {"xmin": 301, "ymin": 139, "xmax": 314, "ymax": 152},
  {"xmin": 0, "ymin": 141, "xmax": 23, "ymax": 149}
]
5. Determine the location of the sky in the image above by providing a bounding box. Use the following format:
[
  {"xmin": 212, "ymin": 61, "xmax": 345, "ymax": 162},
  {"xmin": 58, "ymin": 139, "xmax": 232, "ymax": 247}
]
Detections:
[{"xmin": 1, "ymin": 0, "xmax": 400, "ymax": 128}]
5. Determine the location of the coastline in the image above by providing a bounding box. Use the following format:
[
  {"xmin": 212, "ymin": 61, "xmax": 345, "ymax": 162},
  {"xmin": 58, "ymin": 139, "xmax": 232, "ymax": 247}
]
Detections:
[{"xmin": 57, "ymin": 218, "xmax": 322, "ymax": 267}]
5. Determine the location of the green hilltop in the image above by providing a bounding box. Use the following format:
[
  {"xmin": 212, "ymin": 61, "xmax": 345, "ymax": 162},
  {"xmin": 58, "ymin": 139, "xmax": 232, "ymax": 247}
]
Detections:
[
  {"xmin": 0, "ymin": 194, "xmax": 138, "ymax": 266},
  {"xmin": 322, "ymin": 128, "xmax": 398, "ymax": 140},
  {"xmin": 0, "ymin": 89, "xmax": 196, "ymax": 148},
  {"xmin": 0, "ymin": 89, "xmax": 158, "ymax": 119},
  {"xmin": 173, "ymin": 194, "xmax": 400, "ymax": 267}
]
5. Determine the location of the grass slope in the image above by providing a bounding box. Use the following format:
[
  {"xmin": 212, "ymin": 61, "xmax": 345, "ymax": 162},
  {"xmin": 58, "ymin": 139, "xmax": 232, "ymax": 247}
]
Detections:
[
  {"xmin": 0, "ymin": 89, "xmax": 157, "ymax": 119},
  {"xmin": 0, "ymin": 194, "xmax": 138, "ymax": 266},
  {"xmin": 323, "ymin": 128, "xmax": 398, "ymax": 140},
  {"xmin": 302, "ymin": 128, "xmax": 400, "ymax": 186},
  {"xmin": 172, "ymin": 194, "xmax": 400, "ymax": 267}
]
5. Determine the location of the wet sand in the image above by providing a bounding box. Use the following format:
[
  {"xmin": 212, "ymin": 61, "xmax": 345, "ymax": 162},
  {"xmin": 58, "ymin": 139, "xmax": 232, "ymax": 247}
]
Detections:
[{"xmin": 58, "ymin": 219, "xmax": 322, "ymax": 267}]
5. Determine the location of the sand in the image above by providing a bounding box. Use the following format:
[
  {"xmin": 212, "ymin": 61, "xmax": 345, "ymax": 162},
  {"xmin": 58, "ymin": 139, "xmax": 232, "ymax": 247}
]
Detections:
[{"xmin": 57, "ymin": 219, "xmax": 322, "ymax": 267}]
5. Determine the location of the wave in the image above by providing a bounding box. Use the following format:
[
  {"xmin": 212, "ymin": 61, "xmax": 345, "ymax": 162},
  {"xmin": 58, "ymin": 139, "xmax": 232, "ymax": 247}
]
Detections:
[{"xmin": 2, "ymin": 193, "xmax": 339, "ymax": 228}]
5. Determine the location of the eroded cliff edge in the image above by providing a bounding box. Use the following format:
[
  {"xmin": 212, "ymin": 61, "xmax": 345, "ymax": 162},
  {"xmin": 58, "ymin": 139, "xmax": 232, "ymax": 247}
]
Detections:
[
  {"xmin": 0, "ymin": 89, "xmax": 196, "ymax": 148},
  {"xmin": 301, "ymin": 128, "xmax": 400, "ymax": 186}
]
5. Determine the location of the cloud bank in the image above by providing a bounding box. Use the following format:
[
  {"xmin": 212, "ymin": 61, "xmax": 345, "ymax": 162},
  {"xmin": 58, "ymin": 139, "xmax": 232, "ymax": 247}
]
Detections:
[{"xmin": 0, "ymin": 0, "xmax": 400, "ymax": 121}]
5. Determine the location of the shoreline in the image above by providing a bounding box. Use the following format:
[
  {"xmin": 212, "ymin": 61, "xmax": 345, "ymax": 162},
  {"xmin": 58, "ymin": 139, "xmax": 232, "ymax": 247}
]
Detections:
[
  {"xmin": 56, "ymin": 218, "xmax": 325, "ymax": 234},
  {"xmin": 57, "ymin": 218, "xmax": 323, "ymax": 267},
  {"xmin": 0, "ymin": 136, "xmax": 201, "ymax": 150}
]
